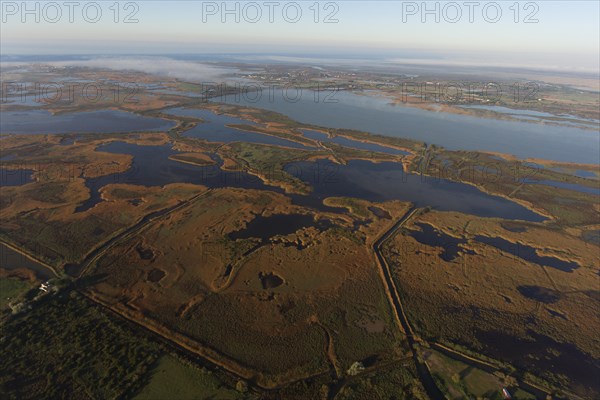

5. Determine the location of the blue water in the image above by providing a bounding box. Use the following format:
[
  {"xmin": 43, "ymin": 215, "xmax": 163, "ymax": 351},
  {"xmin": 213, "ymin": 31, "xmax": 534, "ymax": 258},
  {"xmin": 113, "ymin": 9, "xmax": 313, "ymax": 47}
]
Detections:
[
  {"xmin": 72, "ymin": 140, "xmax": 547, "ymax": 222},
  {"xmin": 75, "ymin": 141, "xmax": 276, "ymax": 212},
  {"xmin": 575, "ymin": 170, "xmax": 597, "ymax": 178},
  {"xmin": 165, "ymin": 107, "xmax": 314, "ymax": 149},
  {"xmin": 476, "ymin": 236, "xmax": 579, "ymax": 272},
  {"xmin": 407, "ymin": 222, "xmax": 475, "ymax": 262},
  {"xmin": 215, "ymin": 90, "xmax": 600, "ymax": 164},
  {"xmin": 285, "ymin": 159, "xmax": 546, "ymax": 222},
  {"xmin": 0, "ymin": 110, "xmax": 176, "ymax": 134},
  {"xmin": 0, "ymin": 168, "xmax": 34, "ymax": 186}
]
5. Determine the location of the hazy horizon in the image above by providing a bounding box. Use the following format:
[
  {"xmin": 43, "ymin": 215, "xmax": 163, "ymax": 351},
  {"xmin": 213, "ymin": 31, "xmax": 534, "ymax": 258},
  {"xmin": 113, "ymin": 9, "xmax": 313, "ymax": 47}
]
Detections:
[{"xmin": 2, "ymin": 1, "xmax": 599, "ymax": 73}]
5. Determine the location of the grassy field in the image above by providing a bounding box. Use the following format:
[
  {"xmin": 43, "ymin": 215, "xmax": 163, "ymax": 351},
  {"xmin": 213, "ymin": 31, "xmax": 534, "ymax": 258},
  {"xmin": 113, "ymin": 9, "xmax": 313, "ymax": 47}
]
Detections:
[
  {"xmin": 87, "ymin": 188, "xmax": 407, "ymax": 387},
  {"xmin": 382, "ymin": 210, "xmax": 600, "ymax": 398},
  {"xmin": 133, "ymin": 355, "xmax": 245, "ymax": 400},
  {"xmin": 423, "ymin": 349, "xmax": 505, "ymax": 399},
  {"xmin": 222, "ymin": 141, "xmax": 322, "ymax": 193},
  {"xmin": 0, "ymin": 277, "xmax": 33, "ymax": 310}
]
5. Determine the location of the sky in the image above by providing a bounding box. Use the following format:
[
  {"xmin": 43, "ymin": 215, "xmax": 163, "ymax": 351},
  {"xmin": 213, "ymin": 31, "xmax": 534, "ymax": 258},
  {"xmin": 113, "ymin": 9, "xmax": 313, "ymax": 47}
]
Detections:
[{"xmin": 1, "ymin": 1, "xmax": 599, "ymax": 72}]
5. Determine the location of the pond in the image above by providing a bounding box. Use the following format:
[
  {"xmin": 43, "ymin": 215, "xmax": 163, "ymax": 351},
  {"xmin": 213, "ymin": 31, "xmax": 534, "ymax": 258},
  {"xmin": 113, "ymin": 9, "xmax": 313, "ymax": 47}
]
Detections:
[
  {"xmin": 165, "ymin": 108, "xmax": 314, "ymax": 149},
  {"xmin": 258, "ymin": 272, "xmax": 284, "ymax": 289},
  {"xmin": 0, "ymin": 243, "xmax": 54, "ymax": 280},
  {"xmin": 406, "ymin": 223, "xmax": 475, "ymax": 262},
  {"xmin": 285, "ymin": 159, "xmax": 546, "ymax": 222},
  {"xmin": 75, "ymin": 141, "xmax": 277, "ymax": 212},
  {"xmin": 228, "ymin": 213, "xmax": 329, "ymax": 242},
  {"xmin": 516, "ymin": 285, "xmax": 561, "ymax": 303},
  {"xmin": 474, "ymin": 235, "xmax": 579, "ymax": 272},
  {"xmin": 1, "ymin": 169, "xmax": 34, "ymax": 186}
]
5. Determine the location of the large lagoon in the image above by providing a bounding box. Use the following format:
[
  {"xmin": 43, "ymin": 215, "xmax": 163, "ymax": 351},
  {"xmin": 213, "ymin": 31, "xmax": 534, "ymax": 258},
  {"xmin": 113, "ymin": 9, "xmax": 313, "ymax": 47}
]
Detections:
[
  {"xmin": 215, "ymin": 90, "xmax": 600, "ymax": 165},
  {"xmin": 0, "ymin": 110, "xmax": 175, "ymax": 134}
]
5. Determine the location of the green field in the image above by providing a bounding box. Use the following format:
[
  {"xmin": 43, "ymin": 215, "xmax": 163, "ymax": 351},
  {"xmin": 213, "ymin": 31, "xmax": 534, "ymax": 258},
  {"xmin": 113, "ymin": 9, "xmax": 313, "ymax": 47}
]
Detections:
[
  {"xmin": 424, "ymin": 349, "xmax": 505, "ymax": 399},
  {"xmin": 133, "ymin": 355, "xmax": 246, "ymax": 400},
  {"xmin": 0, "ymin": 277, "xmax": 33, "ymax": 310}
]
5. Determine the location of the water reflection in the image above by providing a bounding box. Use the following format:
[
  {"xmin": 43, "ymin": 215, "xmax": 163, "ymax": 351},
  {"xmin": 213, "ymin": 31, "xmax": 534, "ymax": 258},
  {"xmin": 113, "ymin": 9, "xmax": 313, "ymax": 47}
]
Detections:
[{"xmin": 285, "ymin": 159, "xmax": 546, "ymax": 222}]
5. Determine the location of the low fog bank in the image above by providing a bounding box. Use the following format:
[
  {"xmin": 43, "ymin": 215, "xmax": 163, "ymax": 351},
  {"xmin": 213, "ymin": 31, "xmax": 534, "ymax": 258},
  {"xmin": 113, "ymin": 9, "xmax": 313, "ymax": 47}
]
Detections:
[{"xmin": 1, "ymin": 56, "xmax": 239, "ymax": 82}]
